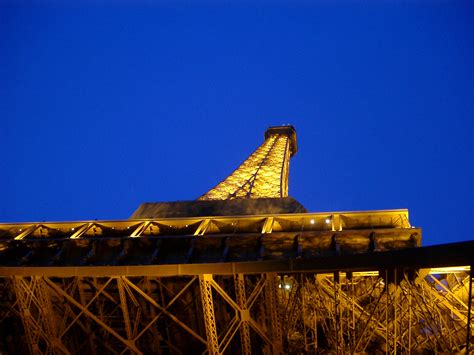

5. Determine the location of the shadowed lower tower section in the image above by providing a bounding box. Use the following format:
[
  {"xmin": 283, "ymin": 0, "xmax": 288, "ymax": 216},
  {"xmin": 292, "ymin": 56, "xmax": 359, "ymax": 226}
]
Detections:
[{"xmin": 199, "ymin": 125, "xmax": 298, "ymax": 200}]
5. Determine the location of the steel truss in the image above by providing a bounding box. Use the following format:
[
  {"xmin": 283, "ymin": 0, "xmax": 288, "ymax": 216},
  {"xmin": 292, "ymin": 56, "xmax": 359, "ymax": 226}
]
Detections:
[
  {"xmin": 0, "ymin": 124, "xmax": 472, "ymax": 353},
  {"xmin": 199, "ymin": 126, "xmax": 297, "ymax": 200},
  {"xmin": 283, "ymin": 269, "xmax": 473, "ymax": 353},
  {"xmin": 1, "ymin": 266, "xmax": 472, "ymax": 354}
]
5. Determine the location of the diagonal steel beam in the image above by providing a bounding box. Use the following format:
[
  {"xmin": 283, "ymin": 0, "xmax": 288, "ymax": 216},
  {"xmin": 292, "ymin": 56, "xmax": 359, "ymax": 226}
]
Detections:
[
  {"xmin": 122, "ymin": 276, "xmax": 206, "ymax": 345},
  {"xmin": 131, "ymin": 276, "xmax": 197, "ymax": 343},
  {"xmin": 117, "ymin": 277, "xmax": 133, "ymax": 342},
  {"xmin": 43, "ymin": 277, "xmax": 142, "ymax": 354},
  {"xmin": 60, "ymin": 277, "xmax": 114, "ymax": 338}
]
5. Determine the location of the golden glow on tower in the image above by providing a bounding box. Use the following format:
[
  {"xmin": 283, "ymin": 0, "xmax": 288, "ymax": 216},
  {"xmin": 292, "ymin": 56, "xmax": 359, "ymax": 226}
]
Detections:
[{"xmin": 199, "ymin": 126, "xmax": 297, "ymax": 200}]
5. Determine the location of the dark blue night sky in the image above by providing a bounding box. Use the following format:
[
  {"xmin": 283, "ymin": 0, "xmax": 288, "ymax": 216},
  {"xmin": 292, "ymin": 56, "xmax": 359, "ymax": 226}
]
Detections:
[{"xmin": 1, "ymin": 1, "xmax": 472, "ymax": 246}]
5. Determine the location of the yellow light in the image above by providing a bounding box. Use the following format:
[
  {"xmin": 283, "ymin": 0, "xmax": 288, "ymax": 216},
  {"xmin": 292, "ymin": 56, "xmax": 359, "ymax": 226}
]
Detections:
[
  {"xmin": 310, "ymin": 219, "xmax": 315, "ymax": 224},
  {"xmin": 428, "ymin": 266, "xmax": 470, "ymax": 274},
  {"xmin": 353, "ymin": 271, "xmax": 379, "ymax": 277}
]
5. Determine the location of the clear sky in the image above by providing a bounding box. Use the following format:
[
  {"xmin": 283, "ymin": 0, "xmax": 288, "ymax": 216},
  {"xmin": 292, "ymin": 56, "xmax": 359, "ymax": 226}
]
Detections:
[{"xmin": 1, "ymin": 0, "xmax": 472, "ymax": 246}]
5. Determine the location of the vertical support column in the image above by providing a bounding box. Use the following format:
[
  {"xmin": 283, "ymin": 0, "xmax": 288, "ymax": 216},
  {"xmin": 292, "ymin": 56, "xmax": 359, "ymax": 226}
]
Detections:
[
  {"xmin": 408, "ymin": 276, "xmax": 412, "ymax": 353},
  {"xmin": 385, "ymin": 270, "xmax": 389, "ymax": 355},
  {"xmin": 300, "ymin": 273, "xmax": 317, "ymax": 352},
  {"xmin": 333, "ymin": 272, "xmax": 342, "ymax": 354},
  {"xmin": 265, "ymin": 273, "xmax": 282, "ymax": 354},
  {"xmin": 349, "ymin": 273, "xmax": 356, "ymax": 352},
  {"xmin": 117, "ymin": 277, "xmax": 134, "ymax": 343},
  {"xmin": 13, "ymin": 276, "xmax": 38, "ymax": 354},
  {"xmin": 199, "ymin": 274, "xmax": 220, "ymax": 354},
  {"xmin": 314, "ymin": 277, "xmax": 318, "ymax": 351},
  {"xmin": 466, "ymin": 267, "xmax": 473, "ymax": 354},
  {"xmin": 35, "ymin": 277, "xmax": 65, "ymax": 354},
  {"xmin": 144, "ymin": 277, "xmax": 163, "ymax": 353},
  {"xmin": 12, "ymin": 276, "xmax": 67, "ymax": 355},
  {"xmin": 235, "ymin": 274, "xmax": 252, "ymax": 354},
  {"xmin": 300, "ymin": 274, "xmax": 308, "ymax": 351},
  {"xmin": 393, "ymin": 269, "xmax": 397, "ymax": 355},
  {"xmin": 77, "ymin": 277, "xmax": 97, "ymax": 355}
]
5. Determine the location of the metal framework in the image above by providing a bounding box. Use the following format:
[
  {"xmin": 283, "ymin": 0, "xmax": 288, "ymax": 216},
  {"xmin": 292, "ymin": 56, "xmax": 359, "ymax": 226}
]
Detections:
[
  {"xmin": 0, "ymin": 125, "xmax": 472, "ymax": 353},
  {"xmin": 199, "ymin": 126, "xmax": 297, "ymax": 200},
  {"xmin": 0, "ymin": 210, "xmax": 472, "ymax": 354},
  {"xmin": 0, "ymin": 209, "xmax": 418, "ymax": 267},
  {"xmin": 0, "ymin": 260, "xmax": 472, "ymax": 354}
]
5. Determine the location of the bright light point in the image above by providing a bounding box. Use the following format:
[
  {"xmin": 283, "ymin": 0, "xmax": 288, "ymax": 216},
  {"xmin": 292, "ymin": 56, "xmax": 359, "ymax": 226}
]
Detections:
[
  {"xmin": 185, "ymin": 225, "xmax": 188, "ymax": 227},
  {"xmin": 278, "ymin": 284, "xmax": 282, "ymax": 288},
  {"xmin": 310, "ymin": 219, "xmax": 315, "ymax": 224},
  {"xmin": 325, "ymin": 219, "xmax": 331, "ymax": 224},
  {"xmin": 429, "ymin": 266, "xmax": 470, "ymax": 274},
  {"xmin": 71, "ymin": 228, "xmax": 74, "ymax": 231},
  {"xmin": 127, "ymin": 227, "xmax": 130, "ymax": 229},
  {"xmin": 19, "ymin": 229, "xmax": 22, "ymax": 232},
  {"xmin": 284, "ymin": 284, "xmax": 291, "ymax": 290}
]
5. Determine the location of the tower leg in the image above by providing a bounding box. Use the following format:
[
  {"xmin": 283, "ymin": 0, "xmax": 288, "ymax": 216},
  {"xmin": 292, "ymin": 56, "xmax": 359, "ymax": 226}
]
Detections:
[
  {"xmin": 265, "ymin": 273, "xmax": 282, "ymax": 354},
  {"xmin": 13, "ymin": 276, "xmax": 68, "ymax": 355},
  {"xmin": 199, "ymin": 274, "xmax": 220, "ymax": 354},
  {"xmin": 235, "ymin": 273, "xmax": 252, "ymax": 354}
]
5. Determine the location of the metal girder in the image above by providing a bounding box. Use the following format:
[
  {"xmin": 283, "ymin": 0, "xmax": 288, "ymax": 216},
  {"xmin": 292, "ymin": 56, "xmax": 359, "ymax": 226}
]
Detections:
[
  {"xmin": 0, "ymin": 210, "xmax": 420, "ymax": 273},
  {"xmin": 194, "ymin": 219, "xmax": 211, "ymax": 236},
  {"xmin": 2, "ymin": 124, "xmax": 473, "ymax": 353},
  {"xmin": 1, "ymin": 266, "xmax": 473, "ymax": 353},
  {"xmin": 265, "ymin": 273, "xmax": 283, "ymax": 354},
  {"xmin": 277, "ymin": 269, "xmax": 473, "ymax": 353},
  {"xmin": 235, "ymin": 274, "xmax": 251, "ymax": 354},
  {"xmin": 0, "ymin": 209, "xmax": 413, "ymax": 239},
  {"xmin": 3, "ymin": 240, "xmax": 474, "ymax": 279},
  {"xmin": 129, "ymin": 221, "xmax": 151, "ymax": 238},
  {"xmin": 261, "ymin": 217, "xmax": 274, "ymax": 234},
  {"xmin": 0, "ymin": 209, "xmax": 413, "ymax": 240},
  {"xmin": 199, "ymin": 274, "xmax": 220, "ymax": 354},
  {"xmin": 466, "ymin": 269, "xmax": 473, "ymax": 354},
  {"xmin": 122, "ymin": 276, "xmax": 206, "ymax": 345},
  {"xmin": 43, "ymin": 277, "xmax": 142, "ymax": 354},
  {"xmin": 198, "ymin": 126, "xmax": 296, "ymax": 200},
  {"xmin": 13, "ymin": 276, "xmax": 69, "ymax": 354}
]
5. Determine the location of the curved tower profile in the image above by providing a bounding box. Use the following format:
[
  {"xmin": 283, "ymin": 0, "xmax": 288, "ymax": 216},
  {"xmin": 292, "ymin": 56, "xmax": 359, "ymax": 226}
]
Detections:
[{"xmin": 199, "ymin": 125, "xmax": 298, "ymax": 200}]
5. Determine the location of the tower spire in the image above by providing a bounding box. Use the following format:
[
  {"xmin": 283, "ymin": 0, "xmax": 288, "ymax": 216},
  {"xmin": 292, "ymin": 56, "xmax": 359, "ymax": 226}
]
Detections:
[{"xmin": 199, "ymin": 125, "xmax": 298, "ymax": 200}]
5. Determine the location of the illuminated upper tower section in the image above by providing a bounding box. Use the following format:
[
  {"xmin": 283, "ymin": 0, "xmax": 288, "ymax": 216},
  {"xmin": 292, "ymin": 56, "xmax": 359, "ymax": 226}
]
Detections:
[{"xmin": 199, "ymin": 125, "xmax": 298, "ymax": 200}]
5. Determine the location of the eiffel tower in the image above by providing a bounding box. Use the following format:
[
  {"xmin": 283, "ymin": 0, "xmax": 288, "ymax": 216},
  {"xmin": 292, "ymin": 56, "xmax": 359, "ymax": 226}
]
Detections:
[{"xmin": 0, "ymin": 125, "xmax": 472, "ymax": 354}]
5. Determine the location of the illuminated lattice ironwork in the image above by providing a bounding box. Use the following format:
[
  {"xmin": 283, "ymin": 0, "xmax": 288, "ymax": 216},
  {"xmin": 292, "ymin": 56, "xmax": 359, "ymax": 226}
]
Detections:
[
  {"xmin": 0, "ymin": 265, "xmax": 472, "ymax": 354},
  {"xmin": 199, "ymin": 126, "xmax": 297, "ymax": 200},
  {"xmin": 0, "ymin": 125, "xmax": 472, "ymax": 354},
  {"xmin": 282, "ymin": 268, "xmax": 473, "ymax": 353}
]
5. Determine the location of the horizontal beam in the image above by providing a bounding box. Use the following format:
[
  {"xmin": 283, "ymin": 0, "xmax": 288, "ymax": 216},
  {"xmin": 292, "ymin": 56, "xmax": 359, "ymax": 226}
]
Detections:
[
  {"xmin": 1, "ymin": 241, "xmax": 472, "ymax": 277},
  {"xmin": 0, "ymin": 209, "xmax": 411, "ymax": 240},
  {"xmin": 0, "ymin": 228, "xmax": 421, "ymax": 267}
]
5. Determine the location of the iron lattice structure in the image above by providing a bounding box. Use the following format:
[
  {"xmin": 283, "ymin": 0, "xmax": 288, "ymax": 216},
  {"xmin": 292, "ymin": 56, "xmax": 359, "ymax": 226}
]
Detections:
[
  {"xmin": 199, "ymin": 126, "xmax": 297, "ymax": 200},
  {"xmin": 0, "ymin": 125, "xmax": 473, "ymax": 354}
]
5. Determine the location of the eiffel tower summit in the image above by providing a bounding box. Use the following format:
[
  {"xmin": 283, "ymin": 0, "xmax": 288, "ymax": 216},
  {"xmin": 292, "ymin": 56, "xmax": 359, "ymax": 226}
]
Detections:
[{"xmin": 0, "ymin": 125, "xmax": 472, "ymax": 354}]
